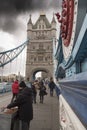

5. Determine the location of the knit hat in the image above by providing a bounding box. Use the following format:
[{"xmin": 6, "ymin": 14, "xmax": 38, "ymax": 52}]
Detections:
[{"xmin": 19, "ymin": 81, "xmax": 26, "ymax": 89}]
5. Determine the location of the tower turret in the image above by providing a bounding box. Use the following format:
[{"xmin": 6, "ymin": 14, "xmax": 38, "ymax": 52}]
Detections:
[
  {"xmin": 51, "ymin": 13, "xmax": 56, "ymax": 38},
  {"xmin": 27, "ymin": 14, "xmax": 33, "ymax": 39}
]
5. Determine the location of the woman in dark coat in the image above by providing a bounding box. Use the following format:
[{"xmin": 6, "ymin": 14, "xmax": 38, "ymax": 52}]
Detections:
[{"xmin": 7, "ymin": 81, "xmax": 33, "ymax": 130}]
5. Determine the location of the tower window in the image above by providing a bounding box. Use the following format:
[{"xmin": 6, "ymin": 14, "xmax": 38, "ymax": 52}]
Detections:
[
  {"xmin": 47, "ymin": 46, "xmax": 50, "ymax": 50},
  {"xmin": 34, "ymin": 57, "xmax": 36, "ymax": 61},
  {"xmin": 33, "ymin": 46, "xmax": 35, "ymax": 49},
  {"xmin": 39, "ymin": 44, "xmax": 43, "ymax": 49},
  {"xmin": 45, "ymin": 57, "xmax": 47, "ymax": 61},
  {"xmin": 39, "ymin": 25, "xmax": 41, "ymax": 29},
  {"xmin": 38, "ymin": 56, "xmax": 43, "ymax": 61},
  {"xmin": 42, "ymin": 25, "xmax": 44, "ymax": 29}
]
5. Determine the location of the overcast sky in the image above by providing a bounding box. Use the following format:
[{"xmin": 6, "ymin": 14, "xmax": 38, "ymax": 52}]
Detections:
[{"xmin": 0, "ymin": 0, "xmax": 62, "ymax": 77}]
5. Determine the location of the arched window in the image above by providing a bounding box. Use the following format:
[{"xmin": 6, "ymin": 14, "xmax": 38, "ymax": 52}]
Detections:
[
  {"xmin": 39, "ymin": 25, "xmax": 41, "ymax": 29},
  {"xmin": 42, "ymin": 25, "xmax": 44, "ymax": 29},
  {"xmin": 39, "ymin": 44, "xmax": 43, "ymax": 49},
  {"xmin": 38, "ymin": 56, "xmax": 43, "ymax": 61}
]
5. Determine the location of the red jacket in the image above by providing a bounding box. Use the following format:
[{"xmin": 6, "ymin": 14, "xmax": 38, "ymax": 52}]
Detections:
[{"xmin": 12, "ymin": 81, "xmax": 19, "ymax": 94}]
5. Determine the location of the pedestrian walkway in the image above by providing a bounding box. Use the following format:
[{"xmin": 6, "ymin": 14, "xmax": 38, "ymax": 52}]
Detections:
[{"xmin": 30, "ymin": 89, "xmax": 60, "ymax": 130}]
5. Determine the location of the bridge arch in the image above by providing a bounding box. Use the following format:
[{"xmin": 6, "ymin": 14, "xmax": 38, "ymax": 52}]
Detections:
[{"xmin": 27, "ymin": 67, "xmax": 52, "ymax": 81}]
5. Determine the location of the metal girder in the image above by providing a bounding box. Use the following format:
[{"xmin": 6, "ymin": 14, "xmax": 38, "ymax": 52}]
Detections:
[{"xmin": 0, "ymin": 40, "xmax": 29, "ymax": 67}]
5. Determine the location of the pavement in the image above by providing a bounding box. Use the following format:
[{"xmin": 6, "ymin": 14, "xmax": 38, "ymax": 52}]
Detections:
[{"xmin": 30, "ymin": 88, "xmax": 60, "ymax": 130}]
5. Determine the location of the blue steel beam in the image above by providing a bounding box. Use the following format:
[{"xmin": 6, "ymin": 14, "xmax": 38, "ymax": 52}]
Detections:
[{"xmin": 0, "ymin": 40, "xmax": 29, "ymax": 67}]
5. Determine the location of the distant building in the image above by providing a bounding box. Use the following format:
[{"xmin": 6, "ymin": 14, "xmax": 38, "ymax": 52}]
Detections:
[{"xmin": 0, "ymin": 74, "xmax": 24, "ymax": 82}]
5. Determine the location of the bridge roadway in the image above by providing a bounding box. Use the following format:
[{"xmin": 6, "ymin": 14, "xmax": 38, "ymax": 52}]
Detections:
[
  {"xmin": 30, "ymin": 88, "xmax": 60, "ymax": 130},
  {"xmin": 0, "ymin": 88, "xmax": 60, "ymax": 130}
]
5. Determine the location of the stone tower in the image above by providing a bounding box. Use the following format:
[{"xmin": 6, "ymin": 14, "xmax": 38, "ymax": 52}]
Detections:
[{"xmin": 26, "ymin": 13, "xmax": 56, "ymax": 81}]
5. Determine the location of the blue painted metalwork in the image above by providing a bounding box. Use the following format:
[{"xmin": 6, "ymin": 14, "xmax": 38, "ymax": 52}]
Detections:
[
  {"xmin": 55, "ymin": 36, "xmax": 64, "ymax": 64},
  {"xmin": 67, "ymin": 14, "xmax": 87, "ymax": 68},
  {"xmin": 55, "ymin": 15, "xmax": 87, "ymax": 127},
  {"xmin": 55, "ymin": 13, "xmax": 87, "ymax": 79},
  {"xmin": 54, "ymin": 0, "xmax": 87, "ymax": 128},
  {"xmin": 0, "ymin": 40, "xmax": 29, "ymax": 67},
  {"xmin": 59, "ymin": 80, "xmax": 87, "ymax": 128},
  {"xmin": 55, "ymin": 36, "xmax": 65, "ymax": 78}
]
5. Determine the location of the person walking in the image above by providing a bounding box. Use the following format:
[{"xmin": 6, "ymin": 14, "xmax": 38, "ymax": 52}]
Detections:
[
  {"xmin": 39, "ymin": 81, "xmax": 46, "ymax": 103},
  {"xmin": 11, "ymin": 80, "xmax": 19, "ymax": 103},
  {"xmin": 49, "ymin": 77, "xmax": 56, "ymax": 97},
  {"xmin": 6, "ymin": 81, "xmax": 33, "ymax": 130},
  {"xmin": 32, "ymin": 82, "xmax": 37, "ymax": 104}
]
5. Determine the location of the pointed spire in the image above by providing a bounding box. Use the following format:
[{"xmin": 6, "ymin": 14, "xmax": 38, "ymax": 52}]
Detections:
[
  {"xmin": 51, "ymin": 12, "xmax": 56, "ymax": 23},
  {"xmin": 28, "ymin": 14, "xmax": 32, "ymax": 24}
]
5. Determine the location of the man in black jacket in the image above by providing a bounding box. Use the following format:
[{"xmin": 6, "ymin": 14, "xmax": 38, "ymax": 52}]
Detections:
[
  {"xmin": 7, "ymin": 81, "xmax": 33, "ymax": 130},
  {"xmin": 49, "ymin": 77, "xmax": 55, "ymax": 96}
]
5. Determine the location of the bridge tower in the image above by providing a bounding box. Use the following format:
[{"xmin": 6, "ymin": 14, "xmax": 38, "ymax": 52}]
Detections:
[{"xmin": 26, "ymin": 13, "xmax": 56, "ymax": 81}]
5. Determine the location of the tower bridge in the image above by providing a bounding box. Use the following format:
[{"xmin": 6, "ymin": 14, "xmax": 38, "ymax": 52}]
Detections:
[
  {"xmin": 0, "ymin": 0, "xmax": 87, "ymax": 129},
  {"xmin": 26, "ymin": 13, "xmax": 56, "ymax": 81}
]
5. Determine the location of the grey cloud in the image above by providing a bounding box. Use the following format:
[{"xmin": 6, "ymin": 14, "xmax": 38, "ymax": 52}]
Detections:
[
  {"xmin": 0, "ymin": 15, "xmax": 25, "ymax": 34},
  {"xmin": 0, "ymin": 0, "xmax": 61, "ymax": 34},
  {"xmin": 0, "ymin": 0, "xmax": 60, "ymax": 13}
]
